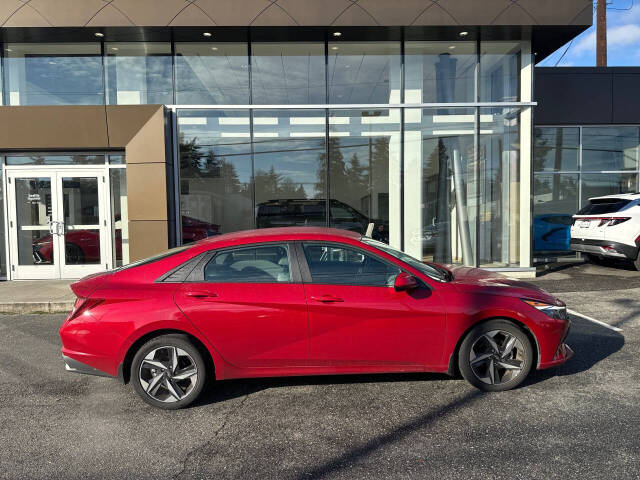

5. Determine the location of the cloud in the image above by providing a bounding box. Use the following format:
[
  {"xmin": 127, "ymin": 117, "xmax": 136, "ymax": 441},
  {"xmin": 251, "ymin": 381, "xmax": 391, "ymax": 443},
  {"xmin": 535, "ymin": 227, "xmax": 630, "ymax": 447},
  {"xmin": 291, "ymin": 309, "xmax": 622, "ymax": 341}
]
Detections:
[{"xmin": 571, "ymin": 23, "xmax": 640, "ymax": 57}]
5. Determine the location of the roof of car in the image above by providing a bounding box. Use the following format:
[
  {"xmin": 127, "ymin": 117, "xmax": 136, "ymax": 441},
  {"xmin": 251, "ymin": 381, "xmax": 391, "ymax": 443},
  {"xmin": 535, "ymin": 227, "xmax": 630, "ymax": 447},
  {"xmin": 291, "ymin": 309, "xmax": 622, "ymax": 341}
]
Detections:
[
  {"xmin": 194, "ymin": 227, "xmax": 362, "ymax": 249},
  {"xmin": 589, "ymin": 193, "xmax": 640, "ymax": 201}
]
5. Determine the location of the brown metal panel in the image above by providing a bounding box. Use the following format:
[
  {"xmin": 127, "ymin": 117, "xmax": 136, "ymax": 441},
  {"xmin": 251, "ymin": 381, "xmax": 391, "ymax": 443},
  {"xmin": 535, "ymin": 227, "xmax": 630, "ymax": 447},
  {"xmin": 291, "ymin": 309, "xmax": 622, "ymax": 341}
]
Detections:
[
  {"xmin": 355, "ymin": 0, "xmax": 435, "ymax": 26},
  {"xmin": 2, "ymin": 3, "xmax": 51, "ymax": 27},
  {"xmin": 127, "ymin": 220, "xmax": 169, "ymax": 261},
  {"xmin": 274, "ymin": 0, "xmax": 351, "ymax": 26},
  {"xmin": 27, "ymin": 0, "xmax": 105, "ymax": 27},
  {"xmin": 251, "ymin": 3, "xmax": 298, "ymax": 26},
  {"xmin": 331, "ymin": 3, "xmax": 378, "ymax": 26},
  {"xmin": 169, "ymin": 3, "xmax": 216, "ymax": 26},
  {"xmin": 517, "ymin": 0, "xmax": 592, "ymax": 25},
  {"xmin": 0, "ymin": 0, "xmax": 25, "ymax": 26},
  {"xmin": 111, "ymin": 0, "xmax": 191, "ymax": 26},
  {"xmin": 0, "ymin": 106, "xmax": 109, "ymax": 149},
  {"xmin": 410, "ymin": 4, "xmax": 458, "ymax": 26},
  {"xmin": 85, "ymin": 4, "xmax": 135, "ymax": 27},
  {"xmin": 436, "ymin": 0, "xmax": 511, "ymax": 25},
  {"xmin": 105, "ymin": 105, "xmax": 163, "ymax": 148},
  {"xmin": 125, "ymin": 163, "xmax": 168, "ymax": 221}
]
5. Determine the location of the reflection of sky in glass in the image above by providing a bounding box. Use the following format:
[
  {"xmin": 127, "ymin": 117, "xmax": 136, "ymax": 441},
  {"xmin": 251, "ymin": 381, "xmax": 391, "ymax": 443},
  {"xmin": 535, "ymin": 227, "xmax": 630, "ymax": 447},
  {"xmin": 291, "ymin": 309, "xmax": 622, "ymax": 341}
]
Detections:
[
  {"xmin": 252, "ymin": 43, "xmax": 325, "ymax": 104},
  {"xmin": 175, "ymin": 43, "xmax": 249, "ymax": 105}
]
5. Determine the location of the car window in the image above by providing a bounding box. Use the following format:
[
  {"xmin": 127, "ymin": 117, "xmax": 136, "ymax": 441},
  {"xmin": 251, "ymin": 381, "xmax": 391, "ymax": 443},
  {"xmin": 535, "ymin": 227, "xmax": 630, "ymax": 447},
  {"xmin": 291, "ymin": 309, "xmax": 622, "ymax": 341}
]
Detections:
[
  {"xmin": 577, "ymin": 198, "xmax": 632, "ymax": 215},
  {"xmin": 302, "ymin": 243, "xmax": 400, "ymax": 287},
  {"xmin": 204, "ymin": 244, "xmax": 291, "ymax": 283}
]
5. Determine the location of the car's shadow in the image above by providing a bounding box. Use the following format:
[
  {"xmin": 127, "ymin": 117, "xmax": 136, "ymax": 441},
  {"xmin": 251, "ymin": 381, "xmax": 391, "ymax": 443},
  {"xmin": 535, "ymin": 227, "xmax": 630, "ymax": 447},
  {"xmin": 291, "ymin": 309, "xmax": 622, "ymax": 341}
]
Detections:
[{"xmin": 193, "ymin": 314, "xmax": 624, "ymax": 407}]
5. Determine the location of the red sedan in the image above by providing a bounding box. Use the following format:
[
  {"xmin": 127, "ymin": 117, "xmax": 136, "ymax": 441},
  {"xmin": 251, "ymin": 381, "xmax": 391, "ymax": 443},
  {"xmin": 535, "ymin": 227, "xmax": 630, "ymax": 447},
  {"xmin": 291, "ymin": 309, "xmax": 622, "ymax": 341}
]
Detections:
[{"xmin": 59, "ymin": 227, "xmax": 572, "ymax": 409}]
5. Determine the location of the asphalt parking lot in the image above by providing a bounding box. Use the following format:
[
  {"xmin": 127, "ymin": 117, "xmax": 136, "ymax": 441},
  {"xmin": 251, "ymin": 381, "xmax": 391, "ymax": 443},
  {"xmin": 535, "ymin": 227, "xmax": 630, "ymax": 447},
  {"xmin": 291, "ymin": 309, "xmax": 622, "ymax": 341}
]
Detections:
[{"xmin": 0, "ymin": 262, "xmax": 639, "ymax": 479}]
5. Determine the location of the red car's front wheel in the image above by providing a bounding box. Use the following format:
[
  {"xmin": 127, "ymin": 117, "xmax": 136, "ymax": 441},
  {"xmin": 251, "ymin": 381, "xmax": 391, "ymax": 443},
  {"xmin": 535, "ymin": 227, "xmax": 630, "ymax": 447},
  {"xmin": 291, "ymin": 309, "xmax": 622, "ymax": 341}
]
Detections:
[
  {"xmin": 131, "ymin": 334, "xmax": 207, "ymax": 409},
  {"xmin": 458, "ymin": 320, "xmax": 534, "ymax": 392}
]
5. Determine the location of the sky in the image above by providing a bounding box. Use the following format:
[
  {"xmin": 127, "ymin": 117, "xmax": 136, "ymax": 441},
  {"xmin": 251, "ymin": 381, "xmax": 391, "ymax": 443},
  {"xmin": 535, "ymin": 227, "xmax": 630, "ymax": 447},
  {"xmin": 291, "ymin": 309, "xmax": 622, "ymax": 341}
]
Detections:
[{"xmin": 539, "ymin": 0, "xmax": 640, "ymax": 66}]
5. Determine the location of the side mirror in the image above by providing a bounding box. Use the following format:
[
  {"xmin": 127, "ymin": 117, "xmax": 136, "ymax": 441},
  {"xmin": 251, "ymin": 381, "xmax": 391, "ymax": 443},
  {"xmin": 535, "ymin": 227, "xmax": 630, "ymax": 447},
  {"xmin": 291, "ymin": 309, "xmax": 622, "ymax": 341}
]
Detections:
[{"xmin": 394, "ymin": 272, "xmax": 418, "ymax": 292}]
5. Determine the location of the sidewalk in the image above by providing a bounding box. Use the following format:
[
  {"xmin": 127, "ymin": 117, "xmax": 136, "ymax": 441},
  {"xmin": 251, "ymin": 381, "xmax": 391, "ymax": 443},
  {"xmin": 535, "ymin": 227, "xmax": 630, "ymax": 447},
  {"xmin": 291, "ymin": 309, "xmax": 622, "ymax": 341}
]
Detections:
[{"xmin": 0, "ymin": 280, "xmax": 75, "ymax": 314}]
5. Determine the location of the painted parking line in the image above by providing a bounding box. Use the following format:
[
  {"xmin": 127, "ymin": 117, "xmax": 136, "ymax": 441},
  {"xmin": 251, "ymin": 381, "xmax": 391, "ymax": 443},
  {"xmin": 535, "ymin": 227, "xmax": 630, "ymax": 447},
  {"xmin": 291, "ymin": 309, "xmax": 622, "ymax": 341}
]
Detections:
[{"xmin": 567, "ymin": 309, "xmax": 623, "ymax": 332}]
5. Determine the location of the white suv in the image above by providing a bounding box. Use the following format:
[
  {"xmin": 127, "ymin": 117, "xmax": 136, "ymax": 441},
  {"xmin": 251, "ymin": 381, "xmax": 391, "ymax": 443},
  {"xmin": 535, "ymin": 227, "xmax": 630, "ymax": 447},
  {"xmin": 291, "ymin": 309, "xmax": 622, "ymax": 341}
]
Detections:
[{"xmin": 570, "ymin": 193, "xmax": 640, "ymax": 270}]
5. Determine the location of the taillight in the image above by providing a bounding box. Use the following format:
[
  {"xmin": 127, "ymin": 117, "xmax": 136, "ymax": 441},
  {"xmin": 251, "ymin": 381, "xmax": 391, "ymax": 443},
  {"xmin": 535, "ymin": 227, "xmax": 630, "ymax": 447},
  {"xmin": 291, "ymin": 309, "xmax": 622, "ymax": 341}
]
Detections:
[
  {"xmin": 67, "ymin": 297, "xmax": 103, "ymax": 321},
  {"xmin": 608, "ymin": 217, "xmax": 630, "ymax": 226}
]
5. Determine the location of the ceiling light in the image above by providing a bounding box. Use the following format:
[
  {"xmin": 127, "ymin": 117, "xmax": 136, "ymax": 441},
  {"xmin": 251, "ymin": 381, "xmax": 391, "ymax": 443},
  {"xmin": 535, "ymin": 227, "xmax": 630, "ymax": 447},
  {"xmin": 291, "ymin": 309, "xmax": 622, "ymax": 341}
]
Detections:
[
  {"xmin": 211, "ymin": 47, "xmax": 218, "ymax": 51},
  {"xmin": 111, "ymin": 47, "xmax": 119, "ymax": 51},
  {"xmin": 333, "ymin": 32, "xmax": 342, "ymax": 37},
  {"xmin": 448, "ymin": 45, "xmax": 456, "ymax": 50},
  {"xmin": 459, "ymin": 31, "xmax": 469, "ymax": 37},
  {"xmin": 203, "ymin": 32, "xmax": 212, "ymax": 37},
  {"xmin": 94, "ymin": 32, "xmax": 104, "ymax": 37},
  {"xmin": 5, "ymin": 48, "xmax": 12, "ymax": 52},
  {"xmin": 331, "ymin": 46, "xmax": 339, "ymax": 51}
]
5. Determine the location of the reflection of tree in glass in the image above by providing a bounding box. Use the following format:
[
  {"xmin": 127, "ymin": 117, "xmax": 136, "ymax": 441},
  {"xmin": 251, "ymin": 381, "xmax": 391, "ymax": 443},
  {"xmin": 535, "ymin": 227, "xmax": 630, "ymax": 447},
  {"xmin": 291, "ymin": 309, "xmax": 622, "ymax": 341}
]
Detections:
[
  {"xmin": 255, "ymin": 166, "xmax": 306, "ymax": 199},
  {"xmin": 179, "ymin": 134, "xmax": 245, "ymax": 194}
]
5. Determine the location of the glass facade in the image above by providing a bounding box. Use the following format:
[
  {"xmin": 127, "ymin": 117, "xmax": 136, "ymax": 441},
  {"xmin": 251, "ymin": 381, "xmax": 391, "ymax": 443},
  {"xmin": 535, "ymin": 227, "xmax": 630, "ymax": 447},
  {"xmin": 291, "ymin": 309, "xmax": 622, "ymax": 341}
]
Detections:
[
  {"xmin": 533, "ymin": 126, "xmax": 640, "ymax": 257},
  {"xmin": 0, "ymin": 36, "xmax": 531, "ymax": 269}
]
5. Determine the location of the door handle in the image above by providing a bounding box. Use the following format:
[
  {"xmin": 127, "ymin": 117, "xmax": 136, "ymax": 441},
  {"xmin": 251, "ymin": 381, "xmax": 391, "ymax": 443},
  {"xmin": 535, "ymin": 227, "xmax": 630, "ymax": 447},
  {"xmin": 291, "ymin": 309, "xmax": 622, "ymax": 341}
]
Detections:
[
  {"xmin": 310, "ymin": 295, "xmax": 344, "ymax": 303},
  {"xmin": 185, "ymin": 290, "xmax": 218, "ymax": 299}
]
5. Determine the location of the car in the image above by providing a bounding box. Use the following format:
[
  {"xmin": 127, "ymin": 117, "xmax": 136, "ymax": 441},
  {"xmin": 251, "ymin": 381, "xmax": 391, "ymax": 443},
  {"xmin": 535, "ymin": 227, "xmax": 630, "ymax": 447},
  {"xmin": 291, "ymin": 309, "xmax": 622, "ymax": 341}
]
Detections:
[
  {"xmin": 570, "ymin": 193, "xmax": 640, "ymax": 270},
  {"xmin": 181, "ymin": 215, "xmax": 220, "ymax": 244},
  {"xmin": 59, "ymin": 227, "xmax": 572, "ymax": 409},
  {"xmin": 533, "ymin": 214, "xmax": 573, "ymax": 254}
]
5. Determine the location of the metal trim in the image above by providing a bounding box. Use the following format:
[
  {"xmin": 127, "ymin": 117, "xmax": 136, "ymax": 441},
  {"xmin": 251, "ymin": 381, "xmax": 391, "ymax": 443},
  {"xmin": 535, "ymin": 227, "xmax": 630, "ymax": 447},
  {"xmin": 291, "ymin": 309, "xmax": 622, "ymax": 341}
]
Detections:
[{"xmin": 168, "ymin": 102, "xmax": 536, "ymax": 110}]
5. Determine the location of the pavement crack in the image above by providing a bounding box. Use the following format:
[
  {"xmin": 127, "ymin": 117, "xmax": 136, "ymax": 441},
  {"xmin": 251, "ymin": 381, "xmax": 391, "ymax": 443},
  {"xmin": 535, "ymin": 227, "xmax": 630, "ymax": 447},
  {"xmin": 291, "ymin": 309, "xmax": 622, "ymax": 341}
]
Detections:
[{"xmin": 173, "ymin": 391, "xmax": 252, "ymax": 479}]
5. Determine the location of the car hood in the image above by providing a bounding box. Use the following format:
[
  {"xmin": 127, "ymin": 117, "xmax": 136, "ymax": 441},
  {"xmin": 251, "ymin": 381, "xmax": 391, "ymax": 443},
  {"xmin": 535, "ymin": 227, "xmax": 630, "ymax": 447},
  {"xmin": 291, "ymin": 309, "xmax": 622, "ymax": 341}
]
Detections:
[{"xmin": 443, "ymin": 265, "xmax": 561, "ymax": 305}]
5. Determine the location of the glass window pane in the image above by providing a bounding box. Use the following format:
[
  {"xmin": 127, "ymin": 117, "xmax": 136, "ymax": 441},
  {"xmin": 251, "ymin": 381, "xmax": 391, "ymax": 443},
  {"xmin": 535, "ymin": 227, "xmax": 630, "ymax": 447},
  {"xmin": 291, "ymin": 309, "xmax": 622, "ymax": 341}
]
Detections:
[
  {"xmin": 105, "ymin": 42, "xmax": 172, "ymax": 105},
  {"xmin": 533, "ymin": 173, "xmax": 578, "ymax": 254},
  {"xmin": 0, "ymin": 164, "xmax": 5, "ymax": 276},
  {"xmin": 251, "ymin": 43, "xmax": 325, "ymax": 104},
  {"xmin": 174, "ymin": 43, "xmax": 249, "ymax": 105},
  {"xmin": 5, "ymin": 154, "xmax": 106, "ymax": 165},
  {"xmin": 4, "ymin": 43, "xmax": 103, "ymax": 105},
  {"xmin": 329, "ymin": 109, "xmax": 401, "ymax": 245},
  {"xmin": 204, "ymin": 244, "xmax": 291, "ymax": 283},
  {"xmin": 110, "ymin": 168, "xmax": 129, "ymax": 267},
  {"xmin": 479, "ymin": 107, "xmax": 521, "ymax": 267},
  {"xmin": 62, "ymin": 177, "xmax": 101, "ymax": 265},
  {"xmin": 480, "ymin": 42, "xmax": 520, "ymax": 102},
  {"xmin": 178, "ymin": 109, "xmax": 253, "ymax": 240},
  {"xmin": 328, "ymin": 42, "xmax": 401, "ymax": 104},
  {"xmin": 109, "ymin": 154, "xmax": 125, "ymax": 164},
  {"xmin": 15, "ymin": 178, "xmax": 54, "ymax": 265},
  {"xmin": 581, "ymin": 173, "xmax": 638, "ymax": 205},
  {"xmin": 582, "ymin": 127, "xmax": 639, "ymax": 171},
  {"xmin": 254, "ymin": 110, "xmax": 326, "ymax": 228},
  {"xmin": 404, "ymin": 107, "xmax": 476, "ymax": 265},
  {"xmin": 405, "ymin": 41, "xmax": 476, "ymax": 103},
  {"xmin": 302, "ymin": 243, "xmax": 400, "ymax": 286},
  {"xmin": 533, "ymin": 127, "xmax": 579, "ymax": 172}
]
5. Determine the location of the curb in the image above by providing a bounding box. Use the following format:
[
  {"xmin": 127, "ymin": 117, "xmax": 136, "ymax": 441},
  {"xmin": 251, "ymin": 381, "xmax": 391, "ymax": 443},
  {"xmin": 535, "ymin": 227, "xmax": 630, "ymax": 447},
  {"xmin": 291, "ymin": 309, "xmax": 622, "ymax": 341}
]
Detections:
[{"xmin": 0, "ymin": 301, "xmax": 74, "ymax": 314}]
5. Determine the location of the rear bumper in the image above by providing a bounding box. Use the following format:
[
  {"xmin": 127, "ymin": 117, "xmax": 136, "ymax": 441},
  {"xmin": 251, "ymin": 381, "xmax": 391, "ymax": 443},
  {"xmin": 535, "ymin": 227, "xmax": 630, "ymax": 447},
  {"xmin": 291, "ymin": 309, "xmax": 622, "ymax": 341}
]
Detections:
[
  {"xmin": 62, "ymin": 354, "xmax": 114, "ymax": 378},
  {"xmin": 570, "ymin": 238, "xmax": 638, "ymax": 260}
]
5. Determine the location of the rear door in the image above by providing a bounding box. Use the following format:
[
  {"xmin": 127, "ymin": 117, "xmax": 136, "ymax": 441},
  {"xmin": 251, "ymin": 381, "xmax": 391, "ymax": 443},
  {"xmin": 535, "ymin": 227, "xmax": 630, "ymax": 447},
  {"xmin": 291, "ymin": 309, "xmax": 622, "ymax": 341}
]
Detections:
[
  {"xmin": 298, "ymin": 242, "xmax": 446, "ymax": 368},
  {"xmin": 174, "ymin": 243, "xmax": 309, "ymax": 368}
]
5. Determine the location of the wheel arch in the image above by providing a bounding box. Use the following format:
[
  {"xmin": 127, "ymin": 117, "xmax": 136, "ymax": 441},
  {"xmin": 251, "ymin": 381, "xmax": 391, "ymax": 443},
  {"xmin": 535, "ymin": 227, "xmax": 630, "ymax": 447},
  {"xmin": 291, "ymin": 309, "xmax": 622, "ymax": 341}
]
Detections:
[
  {"xmin": 447, "ymin": 316, "xmax": 541, "ymax": 377},
  {"xmin": 117, "ymin": 329, "xmax": 216, "ymax": 384}
]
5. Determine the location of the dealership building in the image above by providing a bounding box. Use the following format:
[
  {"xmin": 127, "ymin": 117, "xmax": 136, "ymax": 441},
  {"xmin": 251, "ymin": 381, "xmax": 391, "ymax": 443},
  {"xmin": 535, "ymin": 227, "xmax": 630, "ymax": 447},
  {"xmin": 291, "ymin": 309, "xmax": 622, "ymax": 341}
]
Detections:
[{"xmin": 0, "ymin": 0, "xmax": 605, "ymax": 280}]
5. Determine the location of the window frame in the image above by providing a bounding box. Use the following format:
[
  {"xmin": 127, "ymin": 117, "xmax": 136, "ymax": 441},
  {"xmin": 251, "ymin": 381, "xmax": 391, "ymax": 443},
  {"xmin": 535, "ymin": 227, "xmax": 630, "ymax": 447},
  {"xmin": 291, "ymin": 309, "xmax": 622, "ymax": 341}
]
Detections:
[
  {"xmin": 295, "ymin": 241, "xmax": 404, "ymax": 287},
  {"xmin": 187, "ymin": 241, "xmax": 301, "ymax": 284}
]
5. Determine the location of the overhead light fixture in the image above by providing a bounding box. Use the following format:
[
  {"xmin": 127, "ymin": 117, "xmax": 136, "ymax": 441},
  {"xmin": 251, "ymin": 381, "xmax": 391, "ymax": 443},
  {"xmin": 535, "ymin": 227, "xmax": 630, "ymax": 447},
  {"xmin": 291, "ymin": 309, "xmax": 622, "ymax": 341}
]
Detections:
[
  {"xmin": 203, "ymin": 32, "xmax": 212, "ymax": 37},
  {"xmin": 211, "ymin": 47, "xmax": 218, "ymax": 51},
  {"xmin": 94, "ymin": 32, "xmax": 104, "ymax": 37},
  {"xmin": 448, "ymin": 45, "xmax": 456, "ymax": 50},
  {"xmin": 111, "ymin": 47, "xmax": 119, "ymax": 51},
  {"xmin": 333, "ymin": 32, "xmax": 342, "ymax": 37},
  {"xmin": 5, "ymin": 48, "xmax": 12, "ymax": 52},
  {"xmin": 331, "ymin": 46, "xmax": 339, "ymax": 50},
  {"xmin": 459, "ymin": 31, "xmax": 469, "ymax": 37}
]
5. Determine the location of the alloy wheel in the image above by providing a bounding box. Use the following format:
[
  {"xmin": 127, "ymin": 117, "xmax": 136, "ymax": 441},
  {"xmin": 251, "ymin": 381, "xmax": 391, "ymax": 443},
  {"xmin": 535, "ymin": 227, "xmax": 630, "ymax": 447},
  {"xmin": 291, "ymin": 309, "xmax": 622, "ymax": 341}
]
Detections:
[
  {"xmin": 138, "ymin": 346, "xmax": 198, "ymax": 403},
  {"xmin": 468, "ymin": 330, "xmax": 524, "ymax": 385}
]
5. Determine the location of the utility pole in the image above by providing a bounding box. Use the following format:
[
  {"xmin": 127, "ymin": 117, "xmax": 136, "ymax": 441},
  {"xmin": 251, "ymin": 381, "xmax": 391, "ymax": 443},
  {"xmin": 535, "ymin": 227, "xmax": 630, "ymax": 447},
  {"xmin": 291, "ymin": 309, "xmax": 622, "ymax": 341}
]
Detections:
[{"xmin": 596, "ymin": 0, "xmax": 607, "ymax": 66}]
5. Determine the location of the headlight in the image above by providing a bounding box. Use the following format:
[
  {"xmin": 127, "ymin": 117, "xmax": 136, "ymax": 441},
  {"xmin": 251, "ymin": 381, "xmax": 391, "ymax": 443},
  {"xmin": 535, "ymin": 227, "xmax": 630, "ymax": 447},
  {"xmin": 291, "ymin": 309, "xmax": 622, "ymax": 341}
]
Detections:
[{"xmin": 522, "ymin": 299, "xmax": 568, "ymax": 320}]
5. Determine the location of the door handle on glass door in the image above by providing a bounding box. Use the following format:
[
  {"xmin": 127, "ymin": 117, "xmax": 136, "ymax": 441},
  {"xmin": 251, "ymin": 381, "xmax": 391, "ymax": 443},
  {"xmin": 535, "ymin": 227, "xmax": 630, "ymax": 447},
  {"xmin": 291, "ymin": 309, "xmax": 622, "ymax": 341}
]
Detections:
[
  {"xmin": 185, "ymin": 290, "xmax": 218, "ymax": 299},
  {"xmin": 310, "ymin": 295, "xmax": 344, "ymax": 303}
]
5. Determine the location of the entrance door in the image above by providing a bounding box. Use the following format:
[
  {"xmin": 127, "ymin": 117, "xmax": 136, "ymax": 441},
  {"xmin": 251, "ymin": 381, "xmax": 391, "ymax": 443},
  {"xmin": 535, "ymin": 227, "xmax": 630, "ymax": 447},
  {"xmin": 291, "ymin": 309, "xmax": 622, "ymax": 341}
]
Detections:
[{"xmin": 6, "ymin": 170, "xmax": 109, "ymax": 280}]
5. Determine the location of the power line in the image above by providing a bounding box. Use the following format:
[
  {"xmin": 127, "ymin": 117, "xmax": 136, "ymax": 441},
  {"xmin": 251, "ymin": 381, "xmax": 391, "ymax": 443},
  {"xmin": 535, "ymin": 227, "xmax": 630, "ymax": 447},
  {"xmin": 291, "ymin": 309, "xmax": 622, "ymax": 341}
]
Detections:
[{"xmin": 554, "ymin": 39, "xmax": 575, "ymax": 66}]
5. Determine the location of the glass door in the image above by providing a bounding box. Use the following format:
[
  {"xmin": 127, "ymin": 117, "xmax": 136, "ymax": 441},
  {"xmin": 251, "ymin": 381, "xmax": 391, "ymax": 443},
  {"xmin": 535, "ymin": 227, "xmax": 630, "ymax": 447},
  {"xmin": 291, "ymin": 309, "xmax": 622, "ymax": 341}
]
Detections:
[
  {"xmin": 6, "ymin": 172, "xmax": 58, "ymax": 279},
  {"xmin": 6, "ymin": 169, "xmax": 109, "ymax": 279}
]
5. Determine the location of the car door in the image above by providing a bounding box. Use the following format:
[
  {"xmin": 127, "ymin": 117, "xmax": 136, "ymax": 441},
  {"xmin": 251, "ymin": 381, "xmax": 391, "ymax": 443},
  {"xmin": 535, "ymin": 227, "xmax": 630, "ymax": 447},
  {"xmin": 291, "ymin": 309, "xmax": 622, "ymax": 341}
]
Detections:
[
  {"xmin": 174, "ymin": 243, "xmax": 309, "ymax": 369},
  {"xmin": 298, "ymin": 242, "xmax": 446, "ymax": 368}
]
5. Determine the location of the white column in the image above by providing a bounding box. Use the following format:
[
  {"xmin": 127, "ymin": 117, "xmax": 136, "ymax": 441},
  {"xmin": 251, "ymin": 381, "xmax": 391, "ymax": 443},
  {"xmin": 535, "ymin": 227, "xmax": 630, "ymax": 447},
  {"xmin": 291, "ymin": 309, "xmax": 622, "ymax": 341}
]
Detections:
[{"xmin": 519, "ymin": 41, "xmax": 533, "ymax": 268}]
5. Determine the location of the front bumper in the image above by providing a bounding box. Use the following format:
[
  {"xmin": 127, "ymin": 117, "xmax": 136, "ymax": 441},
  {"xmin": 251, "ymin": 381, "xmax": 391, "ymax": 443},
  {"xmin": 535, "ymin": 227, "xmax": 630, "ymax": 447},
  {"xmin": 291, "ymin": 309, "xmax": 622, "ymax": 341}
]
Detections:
[
  {"xmin": 62, "ymin": 354, "xmax": 114, "ymax": 378},
  {"xmin": 539, "ymin": 343, "xmax": 574, "ymax": 369},
  {"xmin": 570, "ymin": 238, "xmax": 638, "ymax": 260}
]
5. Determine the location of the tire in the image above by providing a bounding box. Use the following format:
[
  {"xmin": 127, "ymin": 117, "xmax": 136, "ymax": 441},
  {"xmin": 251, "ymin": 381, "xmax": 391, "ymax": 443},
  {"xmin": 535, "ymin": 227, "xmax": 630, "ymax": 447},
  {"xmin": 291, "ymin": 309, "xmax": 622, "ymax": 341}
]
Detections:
[
  {"xmin": 131, "ymin": 334, "xmax": 207, "ymax": 409},
  {"xmin": 65, "ymin": 243, "xmax": 85, "ymax": 264},
  {"xmin": 458, "ymin": 319, "xmax": 534, "ymax": 392},
  {"xmin": 634, "ymin": 254, "xmax": 640, "ymax": 272}
]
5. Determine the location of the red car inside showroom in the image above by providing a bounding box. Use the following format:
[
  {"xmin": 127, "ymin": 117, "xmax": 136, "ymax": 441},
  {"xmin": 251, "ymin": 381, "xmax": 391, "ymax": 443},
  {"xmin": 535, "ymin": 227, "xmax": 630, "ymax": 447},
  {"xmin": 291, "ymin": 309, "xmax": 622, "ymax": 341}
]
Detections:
[{"xmin": 59, "ymin": 227, "xmax": 572, "ymax": 409}]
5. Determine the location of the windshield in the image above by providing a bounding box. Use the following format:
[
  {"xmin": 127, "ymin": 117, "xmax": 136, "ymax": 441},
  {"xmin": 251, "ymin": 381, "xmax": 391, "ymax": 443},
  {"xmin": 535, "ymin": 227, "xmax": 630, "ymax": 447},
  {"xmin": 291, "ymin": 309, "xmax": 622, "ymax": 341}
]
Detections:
[{"xmin": 361, "ymin": 238, "xmax": 450, "ymax": 282}]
